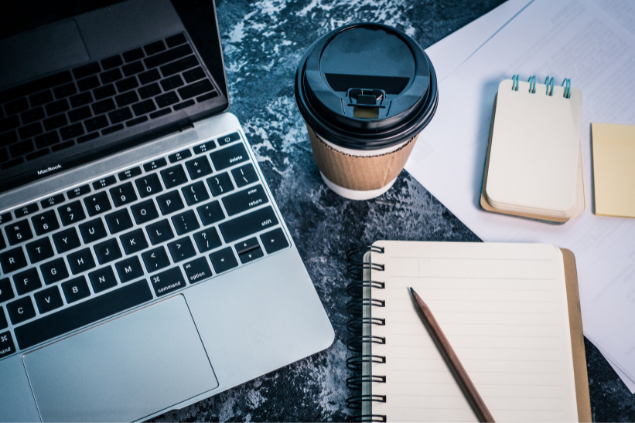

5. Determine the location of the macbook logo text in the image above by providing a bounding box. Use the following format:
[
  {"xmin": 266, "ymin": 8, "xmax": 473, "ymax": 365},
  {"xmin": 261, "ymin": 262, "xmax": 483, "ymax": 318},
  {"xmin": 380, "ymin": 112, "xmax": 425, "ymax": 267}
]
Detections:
[{"xmin": 37, "ymin": 164, "xmax": 62, "ymax": 176}]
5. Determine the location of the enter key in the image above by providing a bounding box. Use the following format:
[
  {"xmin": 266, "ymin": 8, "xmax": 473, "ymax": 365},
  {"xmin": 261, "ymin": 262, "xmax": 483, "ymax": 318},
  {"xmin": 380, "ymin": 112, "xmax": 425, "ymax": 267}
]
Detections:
[{"xmin": 221, "ymin": 184, "xmax": 269, "ymax": 216}]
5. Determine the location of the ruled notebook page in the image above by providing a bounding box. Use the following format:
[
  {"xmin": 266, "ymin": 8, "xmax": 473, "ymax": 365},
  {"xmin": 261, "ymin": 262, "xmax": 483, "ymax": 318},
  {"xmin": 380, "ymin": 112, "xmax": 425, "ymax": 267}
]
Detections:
[{"xmin": 370, "ymin": 241, "xmax": 578, "ymax": 422}]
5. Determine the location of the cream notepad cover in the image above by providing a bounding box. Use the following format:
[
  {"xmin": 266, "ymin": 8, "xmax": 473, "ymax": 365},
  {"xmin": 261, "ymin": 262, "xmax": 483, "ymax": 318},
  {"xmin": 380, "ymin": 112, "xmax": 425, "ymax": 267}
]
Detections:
[
  {"xmin": 485, "ymin": 79, "xmax": 583, "ymax": 218},
  {"xmin": 362, "ymin": 241, "xmax": 583, "ymax": 422},
  {"xmin": 591, "ymin": 123, "xmax": 635, "ymax": 218}
]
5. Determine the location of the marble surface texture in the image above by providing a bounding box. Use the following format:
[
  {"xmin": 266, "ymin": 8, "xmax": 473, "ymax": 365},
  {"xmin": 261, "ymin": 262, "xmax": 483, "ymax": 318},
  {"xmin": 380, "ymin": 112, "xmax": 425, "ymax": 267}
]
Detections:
[{"xmin": 154, "ymin": 0, "xmax": 635, "ymax": 421}]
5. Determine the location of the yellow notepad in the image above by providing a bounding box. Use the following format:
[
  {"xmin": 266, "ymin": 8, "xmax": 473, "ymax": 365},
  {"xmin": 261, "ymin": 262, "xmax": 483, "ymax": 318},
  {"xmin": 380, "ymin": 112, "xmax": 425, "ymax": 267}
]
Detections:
[{"xmin": 591, "ymin": 123, "xmax": 635, "ymax": 218}]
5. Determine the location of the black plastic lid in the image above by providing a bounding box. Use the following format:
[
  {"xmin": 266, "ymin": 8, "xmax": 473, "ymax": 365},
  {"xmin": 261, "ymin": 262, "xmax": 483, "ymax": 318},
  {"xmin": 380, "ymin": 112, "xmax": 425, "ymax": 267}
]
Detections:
[{"xmin": 295, "ymin": 23, "xmax": 438, "ymax": 150}]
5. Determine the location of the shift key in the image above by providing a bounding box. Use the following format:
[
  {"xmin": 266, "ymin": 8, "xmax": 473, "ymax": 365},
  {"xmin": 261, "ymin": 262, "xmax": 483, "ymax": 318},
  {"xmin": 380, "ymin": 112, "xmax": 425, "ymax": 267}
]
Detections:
[
  {"xmin": 210, "ymin": 143, "xmax": 248, "ymax": 171},
  {"xmin": 219, "ymin": 206, "xmax": 278, "ymax": 243}
]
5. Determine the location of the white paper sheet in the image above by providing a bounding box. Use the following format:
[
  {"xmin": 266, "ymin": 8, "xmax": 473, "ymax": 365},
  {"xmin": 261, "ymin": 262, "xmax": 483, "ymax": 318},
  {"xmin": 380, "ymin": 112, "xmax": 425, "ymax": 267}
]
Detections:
[
  {"xmin": 424, "ymin": 0, "xmax": 532, "ymax": 83},
  {"xmin": 405, "ymin": 0, "xmax": 635, "ymax": 385}
]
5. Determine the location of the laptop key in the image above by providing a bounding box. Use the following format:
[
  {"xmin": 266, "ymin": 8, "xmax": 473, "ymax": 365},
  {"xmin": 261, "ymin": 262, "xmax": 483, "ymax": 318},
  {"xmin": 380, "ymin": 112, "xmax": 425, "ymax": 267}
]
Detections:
[
  {"xmin": 5, "ymin": 98, "xmax": 29, "ymax": 115},
  {"xmin": 68, "ymin": 106, "xmax": 92, "ymax": 123},
  {"xmin": 150, "ymin": 266, "xmax": 185, "ymax": 297},
  {"xmin": 43, "ymin": 114, "xmax": 68, "ymax": 132},
  {"xmin": 193, "ymin": 227, "xmax": 222, "ymax": 253},
  {"xmin": 100, "ymin": 68, "xmax": 123, "ymax": 84},
  {"xmin": 144, "ymin": 40, "xmax": 166, "ymax": 56},
  {"xmin": 14, "ymin": 203, "xmax": 39, "ymax": 217},
  {"xmin": 238, "ymin": 245, "xmax": 264, "ymax": 264},
  {"xmin": 217, "ymin": 132, "xmax": 241, "ymax": 146},
  {"xmin": 146, "ymin": 219, "xmax": 174, "ymax": 245},
  {"xmin": 138, "ymin": 69, "xmax": 161, "ymax": 85},
  {"xmin": 29, "ymin": 91, "xmax": 53, "ymax": 107},
  {"xmin": 58, "ymin": 200, "xmax": 86, "ymax": 225},
  {"xmin": 93, "ymin": 84, "xmax": 116, "ymax": 100},
  {"xmin": 60, "ymin": 123, "xmax": 84, "ymax": 140},
  {"xmin": 45, "ymin": 99, "xmax": 70, "ymax": 116},
  {"xmin": 94, "ymin": 239, "xmax": 122, "ymax": 265},
  {"xmin": 167, "ymin": 237, "xmax": 196, "ymax": 262},
  {"xmin": 5, "ymin": 220, "xmax": 33, "ymax": 245},
  {"xmin": 149, "ymin": 108, "xmax": 171, "ymax": 119},
  {"xmin": 116, "ymin": 77, "xmax": 139, "ymax": 93},
  {"xmin": 119, "ymin": 229, "xmax": 149, "ymax": 255},
  {"xmin": 31, "ymin": 210, "xmax": 60, "ymax": 235},
  {"xmin": 54, "ymin": 83, "xmax": 77, "ymax": 99},
  {"xmin": 171, "ymin": 210, "xmax": 199, "ymax": 235},
  {"xmin": 118, "ymin": 167, "xmax": 142, "ymax": 181},
  {"xmin": 196, "ymin": 200, "xmax": 225, "ymax": 226},
  {"xmin": 7, "ymin": 297, "xmax": 36, "ymax": 324},
  {"xmin": 207, "ymin": 172, "xmax": 234, "ymax": 196},
  {"xmin": 88, "ymin": 266, "xmax": 118, "ymax": 293},
  {"xmin": 21, "ymin": 107, "xmax": 45, "ymax": 124},
  {"xmin": 104, "ymin": 209, "xmax": 133, "ymax": 234},
  {"xmin": 68, "ymin": 248, "xmax": 96, "ymax": 274},
  {"xmin": 78, "ymin": 76, "xmax": 100, "ymax": 92},
  {"xmin": 185, "ymin": 156, "xmax": 213, "ymax": 179},
  {"xmin": 160, "ymin": 75, "xmax": 184, "ymax": 91},
  {"xmin": 160, "ymin": 55, "xmax": 199, "ymax": 77},
  {"xmin": 178, "ymin": 79, "xmax": 213, "ymax": 100},
  {"xmin": 115, "ymin": 256, "xmax": 144, "ymax": 283},
  {"xmin": 108, "ymin": 107, "xmax": 133, "ymax": 124},
  {"xmin": 183, "ymin": 67, "xmax": 206, "ymax": 83},
  {"xmin": 0, "ymin": 309, "xmax": 6, "ymax": 330},
  {"xmin": 85, "ymin": 115, "xmax": 109, "ymax": 132},
  {"xmin": 144, "ymin": 44, "xmax": 192, "ymax": 69},
  {"xmin": 110, "ymin": 182, "xmax": 138, "ymax": 207},
  {"xmin": 78, "ymin": 218, "xmax": 108, "ymax": 244},
  {"xmin": 0, "ymin": 331, "xmax": 15, "ymax": 358},
  {"xmin": 166, "ymin": 33, "xmax": 187, "ymax": 48},
  {"xmin": 52, "ymin": 227, "xmax": 81, "ymax": 253},
  {"xmin": 222, "ymin": 184, "xmax": 268, "ymax": 216},
  {"xmin": 73, "ymin": 62, "xmax": 101, "ymax": 79},
  {"xmin": 13, "ymin": 268, "xmax": 42, "ymax": 295},
  {"xmin": 34, "ymin": 286, "xmax": 64, "ymax": 314},
  {"xmin": 209, "ymin": 247, "xmax": 238, "ymax": 274},
  {"xmin": 132, "ymin": 99, "xmax": 156, "ymax": 115},
  {"xmin": 131, "ymin": 199, "xmax": 159, "ymax": 224},
  {"xmin": 92, "ymin": 98, "xmax": 116, "ymax": 115},
  {"xmin": 183, "ymin": 257, "xmax": 212, "ymax": 284},
  {"xmin": 135, "ymin": 174, "xmax": 163, "ymax": 197},
  {"xmin": 142, "ymin": 246, "xmax": 169, "ymax": 273},
  {"xmin": 41, "ymin": 193, "xmax": 65, "ymax": 209},
  {"xmin": 182, "ymin": 181, "xmax": 210, "ymax": 205},
  {"xmin": 25, "ymin": 238, "xmax": 54, "ymax": 263},
  {"xmin": 70, "ymin": 91, "xmax": 93, "ymax": 108},
  {"xmin": 67, "ymin": 184, "xmax": 91, "ymax": 199},
  {"xmin": 123, "ymin": 48, "xmax": 144, "ymax": 63},
  {"xmin": 160, "ymin": 164, "xmax": 188, "ymax": 188},
  {"xmin": 41, "ymin": 258, "xmax": 70, "ymax": 285},
  {"xmin": 157, "ymin": 190, "xmax": 185, "ymax": 215},
  {"xmin": 193, "ymin": 140, "xmax": 216, "ymax": 155},
  {"xmin": 210, "ymin": 142, "xmax": 249, "ymax": 171},
  {"xmin": 62, "ymin": 276, "xmax": 91, "ymax": 303},
  {"xmin": 122, "ymin": 61, "xmax": 145, "ymax": 77},
  {"xmin": 155, "ymin": 92, "xmax": 179, "ymax": 108},
  {"xmin": 143, "ymin": 157, "xmax": 167, "ymax": 172},
  {"xmin": 92, "ymin": 175, "xmax": 117, "ymax": 190},
  {"xmin": 167, "ymin": 149, "xmax": 192, "ymax": 163},
  {"xmin": 219, "ymin": 206, "xmax": 279, "ymax": 243},
  {"xmin": 231, "ymin": 163, "xmax": 259, "ymax": 188},
  {"xmin": 18, "ymin": 122, "xmax": 43, "ymax": 139},
  {"xmin": 84, "ymin": 192, "xmax": 112, "ymax": 216},
  {"xmin": 0, "ymin": 246, "xmax": 27, "ymax": 274}
]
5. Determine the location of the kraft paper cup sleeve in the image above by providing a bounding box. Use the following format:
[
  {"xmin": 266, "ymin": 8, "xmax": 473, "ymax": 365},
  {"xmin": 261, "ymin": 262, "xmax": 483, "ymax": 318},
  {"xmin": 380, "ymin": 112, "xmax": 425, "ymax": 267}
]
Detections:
[{"xmin": 307, "ymin": 125, "xmax": 418, "ymax": 192}]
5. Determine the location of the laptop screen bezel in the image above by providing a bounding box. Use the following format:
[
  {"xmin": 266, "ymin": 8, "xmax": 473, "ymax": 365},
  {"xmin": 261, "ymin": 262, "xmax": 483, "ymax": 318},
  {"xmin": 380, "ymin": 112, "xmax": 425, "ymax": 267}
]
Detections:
[{"xmin": 0, "ymin": 0, "xmax": 230, "ymax": 192}]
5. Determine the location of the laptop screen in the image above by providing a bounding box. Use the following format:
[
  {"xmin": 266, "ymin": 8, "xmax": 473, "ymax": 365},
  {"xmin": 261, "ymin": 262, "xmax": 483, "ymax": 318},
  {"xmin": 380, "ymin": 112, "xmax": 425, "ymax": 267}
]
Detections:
[{"xmin": 0, "ymin": 0, "xmax": 229, "ymax": 191}]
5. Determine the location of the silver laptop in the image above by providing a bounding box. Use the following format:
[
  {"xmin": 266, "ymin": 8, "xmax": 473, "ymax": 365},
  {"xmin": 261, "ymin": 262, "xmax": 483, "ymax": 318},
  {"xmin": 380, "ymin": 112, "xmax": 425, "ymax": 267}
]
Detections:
[{"xmin": 0, "ymin": 1, "xmax": 334, "ymax": 421}]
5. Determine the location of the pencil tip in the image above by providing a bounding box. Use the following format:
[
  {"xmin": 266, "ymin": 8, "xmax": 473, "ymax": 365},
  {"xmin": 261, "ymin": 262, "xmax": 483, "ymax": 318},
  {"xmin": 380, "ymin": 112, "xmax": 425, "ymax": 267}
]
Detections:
[{"xmin": 409, "ymin": 287, "xmax": 415, "ymax": 294}]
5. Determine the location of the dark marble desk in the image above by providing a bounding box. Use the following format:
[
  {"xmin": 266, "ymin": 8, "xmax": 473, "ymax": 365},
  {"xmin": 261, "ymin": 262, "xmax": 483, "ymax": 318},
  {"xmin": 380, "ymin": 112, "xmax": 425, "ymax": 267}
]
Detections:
[{"xmin": 155, "ymin": 0, "xmax": 635, "ymax": 421}]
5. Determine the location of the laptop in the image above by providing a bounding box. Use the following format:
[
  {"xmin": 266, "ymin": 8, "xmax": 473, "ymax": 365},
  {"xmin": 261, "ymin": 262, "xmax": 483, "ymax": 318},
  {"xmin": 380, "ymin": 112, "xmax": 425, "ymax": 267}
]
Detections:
[{"xmin": 0, "ymin": 1, "xmax": 334, "ymax": 421}]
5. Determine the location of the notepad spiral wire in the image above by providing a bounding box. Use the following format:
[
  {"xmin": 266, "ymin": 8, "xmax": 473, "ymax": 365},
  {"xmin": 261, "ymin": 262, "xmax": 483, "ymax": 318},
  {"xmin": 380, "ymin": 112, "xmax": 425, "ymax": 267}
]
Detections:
[
  {"xmin": 345, "ymin": 245, "xmax": 388, "ymax": 423},
  {"xmin": 511, "ymin": 74, "xmax": 571, "ymax": 98}
]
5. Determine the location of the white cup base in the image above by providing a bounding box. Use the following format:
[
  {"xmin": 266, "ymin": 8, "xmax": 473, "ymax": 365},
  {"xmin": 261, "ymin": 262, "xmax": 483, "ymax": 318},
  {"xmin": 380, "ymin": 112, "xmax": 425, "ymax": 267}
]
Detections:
[{"xmin": 320, "ymin": 172, "xmax": 397, "ymax": 200}]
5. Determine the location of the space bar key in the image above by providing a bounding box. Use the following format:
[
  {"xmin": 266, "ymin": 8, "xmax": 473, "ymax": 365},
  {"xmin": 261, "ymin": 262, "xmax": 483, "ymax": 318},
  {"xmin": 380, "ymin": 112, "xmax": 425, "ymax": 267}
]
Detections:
[{"xmin": 14, "ymin": 280, "xmax": 153, "ymax": 350}]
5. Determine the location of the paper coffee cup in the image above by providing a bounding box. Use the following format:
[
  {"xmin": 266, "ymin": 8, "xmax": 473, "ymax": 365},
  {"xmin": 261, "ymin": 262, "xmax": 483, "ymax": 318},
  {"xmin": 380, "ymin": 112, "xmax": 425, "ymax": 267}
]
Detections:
[{"xmin": 295, "ymin": 23, "xmax": 438, "ymax": 200}]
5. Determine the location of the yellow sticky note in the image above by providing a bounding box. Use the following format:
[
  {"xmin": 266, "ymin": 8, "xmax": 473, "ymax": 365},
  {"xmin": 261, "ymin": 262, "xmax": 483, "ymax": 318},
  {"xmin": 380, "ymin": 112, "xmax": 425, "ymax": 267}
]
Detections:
[{"xmin": 592, "ymin": 123, "xmax": 635, "ymax": 218}]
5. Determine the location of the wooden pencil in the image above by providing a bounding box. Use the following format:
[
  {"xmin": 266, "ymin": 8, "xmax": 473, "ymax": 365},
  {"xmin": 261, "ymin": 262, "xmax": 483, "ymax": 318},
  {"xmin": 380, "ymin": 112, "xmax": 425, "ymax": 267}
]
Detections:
[{"xmin": 409, "ymin": 287, "xmax": 496, "ymax": 423}]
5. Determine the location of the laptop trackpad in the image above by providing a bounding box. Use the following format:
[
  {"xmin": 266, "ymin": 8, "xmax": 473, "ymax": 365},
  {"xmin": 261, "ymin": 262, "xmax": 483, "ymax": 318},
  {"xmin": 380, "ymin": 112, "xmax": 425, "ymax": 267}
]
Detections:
[{"xmin": 23, "ymin": 295, "xmax": 218, "ymax": 422}]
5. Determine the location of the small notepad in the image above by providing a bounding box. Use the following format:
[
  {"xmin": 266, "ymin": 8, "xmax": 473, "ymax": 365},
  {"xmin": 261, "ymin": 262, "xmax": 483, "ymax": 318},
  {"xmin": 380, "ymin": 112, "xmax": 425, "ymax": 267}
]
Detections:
[
  {"xmin": 482, "ymin": 78, "xmax": 586, "ymax": 222},
  {"xmin": 359, "ymin": 241, "xmax": 590, "ymax": 422},
  {"xmin": 591, "ymin": 123, "xmax": 635, "ymax": 219}
]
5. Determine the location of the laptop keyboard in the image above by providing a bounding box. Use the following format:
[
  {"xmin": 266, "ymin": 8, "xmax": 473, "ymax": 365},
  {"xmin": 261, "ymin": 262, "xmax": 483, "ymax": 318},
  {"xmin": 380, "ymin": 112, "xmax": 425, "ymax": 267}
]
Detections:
[
  {"xmin": 0, "ymin": 132, "xmax": 290, "ymax": 358},
  {"xmin": 0, "ymin": 32, "xmax": 218, "ymax": 170}
]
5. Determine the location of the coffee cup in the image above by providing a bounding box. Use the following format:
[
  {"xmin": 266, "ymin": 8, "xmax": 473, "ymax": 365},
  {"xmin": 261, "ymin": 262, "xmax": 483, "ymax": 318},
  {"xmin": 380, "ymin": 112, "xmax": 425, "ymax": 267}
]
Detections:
[{"xmin": 295, "ymin": 23, "xmax": 438, "ymax": 200}]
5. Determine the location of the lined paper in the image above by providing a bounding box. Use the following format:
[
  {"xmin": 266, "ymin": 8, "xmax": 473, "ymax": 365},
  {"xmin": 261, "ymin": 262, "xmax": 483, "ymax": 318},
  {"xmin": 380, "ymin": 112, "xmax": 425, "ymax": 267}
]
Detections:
[{"xmin": 368, "ymin": 241, "xmax": 578, "ymax": 422}]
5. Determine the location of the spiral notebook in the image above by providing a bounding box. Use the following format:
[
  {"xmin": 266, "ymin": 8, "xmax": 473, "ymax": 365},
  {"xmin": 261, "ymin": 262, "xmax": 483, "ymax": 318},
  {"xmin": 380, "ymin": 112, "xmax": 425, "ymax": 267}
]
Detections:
[
  {"xmin": 351, "ymin": 241, "xmax": 591, "ymax": 422},
  {"xmin": 481, "ymin": 76, "xmax": 586, "ymax": 223}
]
